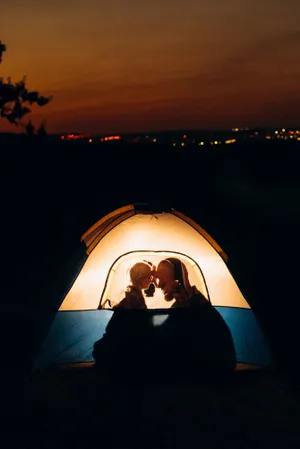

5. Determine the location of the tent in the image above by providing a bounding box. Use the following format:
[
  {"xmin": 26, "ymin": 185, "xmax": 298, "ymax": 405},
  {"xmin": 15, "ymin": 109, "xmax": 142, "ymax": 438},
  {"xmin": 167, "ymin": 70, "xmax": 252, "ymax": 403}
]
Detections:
[{"xmin": 34, "ymin": 204, "xmax": 272, "ymax": 372}]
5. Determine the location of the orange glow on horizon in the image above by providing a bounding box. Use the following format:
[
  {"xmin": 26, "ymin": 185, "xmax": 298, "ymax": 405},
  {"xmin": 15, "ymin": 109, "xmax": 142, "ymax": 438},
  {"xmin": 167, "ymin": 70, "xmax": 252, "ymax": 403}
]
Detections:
[{"xmin": 1, "ymin": 2, "xmax": 299, "ymax": 134}]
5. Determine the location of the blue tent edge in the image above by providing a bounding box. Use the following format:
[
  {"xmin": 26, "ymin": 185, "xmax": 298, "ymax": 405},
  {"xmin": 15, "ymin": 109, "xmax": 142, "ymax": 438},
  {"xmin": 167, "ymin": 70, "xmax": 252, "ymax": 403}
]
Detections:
[{"xmin": 34, "ymin": 307, "xmax": 273, "ymax": 371}]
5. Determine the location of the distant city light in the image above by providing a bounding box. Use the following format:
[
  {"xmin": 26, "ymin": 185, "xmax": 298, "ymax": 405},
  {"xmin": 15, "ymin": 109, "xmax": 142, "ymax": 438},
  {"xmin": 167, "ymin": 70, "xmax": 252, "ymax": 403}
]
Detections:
[
  {"xmin": 60, "ymin": 133, "xmax": 90, "ymax": 141},
  {"xmin": 101, "ymin": 135, "xmax": 122, "ymax": 142},
  {"xmin": 225, "ymin": 139, "xmax": 236, "ymax": 144},
  {"xmin": 57, "ymin": 128, "xmax": 299, "ymax": 148}
]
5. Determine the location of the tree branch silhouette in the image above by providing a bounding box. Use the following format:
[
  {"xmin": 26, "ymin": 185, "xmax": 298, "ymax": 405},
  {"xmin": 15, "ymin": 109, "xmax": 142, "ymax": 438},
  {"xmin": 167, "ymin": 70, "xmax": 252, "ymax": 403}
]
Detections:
[{"xmin": 0, "ymin": 40, "xmax": 52, "ymax": 126}]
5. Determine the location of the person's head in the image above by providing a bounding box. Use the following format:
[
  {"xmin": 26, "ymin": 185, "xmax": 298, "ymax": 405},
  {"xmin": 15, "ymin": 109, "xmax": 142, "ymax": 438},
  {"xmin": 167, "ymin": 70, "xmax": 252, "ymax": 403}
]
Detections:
[
  {"xmin": 155, "ymin": 259, "xmax": 178, "ymax": 301},
  {"xmin": 155, "ymin": 258, "xmax": 192, "ymax": 301},
  {"xmin": 129, "ymin": 261, "xmax": 154, "ymax": 291}
]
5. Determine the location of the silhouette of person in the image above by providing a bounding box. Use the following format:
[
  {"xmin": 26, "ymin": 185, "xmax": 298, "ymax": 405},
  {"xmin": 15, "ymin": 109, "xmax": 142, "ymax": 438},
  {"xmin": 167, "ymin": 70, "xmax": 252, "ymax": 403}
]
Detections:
[
  {"xmin": 93, "ymin": 258, "xmax": 236, "ymax": 380},
  {"xmin": 114, "ymin": 261, "xmax": 156, "ymax": 310},
  {"xmin": 151, "ymin": 258, "xmax": 236, "ymax": 378},
  {"xmin": 93, "ymin": 263, "xmax": 157, "ymax": 376},
  {"xmin": 154, "ymin": 257, "xmax": 208, "ymax": 308}
]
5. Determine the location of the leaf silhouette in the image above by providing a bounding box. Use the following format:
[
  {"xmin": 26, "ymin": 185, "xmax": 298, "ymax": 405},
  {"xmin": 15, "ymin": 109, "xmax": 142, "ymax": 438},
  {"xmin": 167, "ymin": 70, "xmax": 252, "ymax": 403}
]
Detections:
[{"xmin": 0, "ymin": 40, "xmax": 52, "ymax": 127}]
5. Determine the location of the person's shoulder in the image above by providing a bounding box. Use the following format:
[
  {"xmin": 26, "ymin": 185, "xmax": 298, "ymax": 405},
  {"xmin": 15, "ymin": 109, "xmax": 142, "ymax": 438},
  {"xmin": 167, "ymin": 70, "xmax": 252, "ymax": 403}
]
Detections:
[
  {"xmin": 113, "ymin": 297, "xmax": 128, "ymax": 309},
  {"xmin": 125, "ymin": 285, "xmax": 143, "ymax": 300},
  {"xmin": 115, "ymin": 285, "xmax": 146, "ymax": 310},
  {"xmin": 189, "ymin": 289, "xmax": 209, "ymax": 307},
  {"xmin": 124, "ymin": 285, "xmax": 139, "ymax": 294}
]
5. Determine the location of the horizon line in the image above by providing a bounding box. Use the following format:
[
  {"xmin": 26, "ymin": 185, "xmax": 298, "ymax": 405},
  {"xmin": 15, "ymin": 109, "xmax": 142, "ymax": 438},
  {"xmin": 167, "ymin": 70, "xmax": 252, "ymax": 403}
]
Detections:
[{"xmin": 1, "ymin": 126, "xmax": 299, "ymax": 137}]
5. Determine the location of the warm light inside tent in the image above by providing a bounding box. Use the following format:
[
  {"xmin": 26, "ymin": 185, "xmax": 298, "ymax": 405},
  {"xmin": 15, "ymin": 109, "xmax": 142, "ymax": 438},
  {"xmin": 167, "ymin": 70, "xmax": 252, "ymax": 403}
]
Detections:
[
  {"xmin": 60, "ymin": 213, "xmax": 250, "ymax": 311},
  {"xmin": 100, "ymin": 251, "xmax": 208, "ymax": 310},
  {"xmin": 34, "ymin": 207, "xmax": 273, "ymax": 373}
]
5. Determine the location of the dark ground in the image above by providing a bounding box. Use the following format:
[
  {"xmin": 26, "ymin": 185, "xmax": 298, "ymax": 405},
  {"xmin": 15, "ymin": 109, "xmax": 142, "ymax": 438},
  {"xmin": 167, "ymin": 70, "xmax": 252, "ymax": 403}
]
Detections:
[{"xmin": 1, "ymin": 136, "xmax": 300, "ymax": 447}]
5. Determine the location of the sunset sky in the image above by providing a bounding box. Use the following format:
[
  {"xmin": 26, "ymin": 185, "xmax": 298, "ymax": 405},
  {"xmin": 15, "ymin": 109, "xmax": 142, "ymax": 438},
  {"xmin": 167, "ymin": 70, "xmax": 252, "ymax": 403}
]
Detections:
[{"xmin": 1, "ymin": 0, "xmax": 300, "ymax": 134}]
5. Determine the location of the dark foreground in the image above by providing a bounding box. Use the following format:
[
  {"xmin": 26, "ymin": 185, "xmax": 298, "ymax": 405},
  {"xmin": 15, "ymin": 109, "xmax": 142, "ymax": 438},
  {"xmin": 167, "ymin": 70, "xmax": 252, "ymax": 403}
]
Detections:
[
  {"xmin": 2, "ymin": 137, "xmax": 300, "ymax": 447},
  {"xmin": 6, "ymin": 365, "xmax": 300, "ymax": 449}
]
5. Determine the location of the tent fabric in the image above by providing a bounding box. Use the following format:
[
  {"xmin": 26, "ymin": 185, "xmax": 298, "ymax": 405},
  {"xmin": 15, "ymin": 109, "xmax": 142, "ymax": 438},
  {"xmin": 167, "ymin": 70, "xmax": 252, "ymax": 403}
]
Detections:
[
  {"xmin": 81, "ymin": 205, "xmax": 134, "ymax": 248},
  {"xmin": 86, "ymin": 210, "xmax": 136, "ymax": 255},
  {"xmin": 33, "ymin": 204, "xmax": 273, "ymax": 372},
  {"xmin": 59, "ymin": 212, "xmax": 249, "ymax": 311},
  {"xmin": 33, "ymin": 244, "xmax": 88, "ymax": 358},
  {"xmin": 81, "ymin": 206, "xmax": 227, "ymax": 261},
  {"xmin": 172, "ymin": 209, "xmax": 228, "ymax": 262},
  {"xmin": 34, "ymin": 307, "xmax": 272, "ymax": 371}
]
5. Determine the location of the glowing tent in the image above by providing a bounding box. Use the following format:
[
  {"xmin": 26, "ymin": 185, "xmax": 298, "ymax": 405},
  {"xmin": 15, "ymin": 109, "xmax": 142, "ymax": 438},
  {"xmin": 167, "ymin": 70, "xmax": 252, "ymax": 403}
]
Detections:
[{"xmin": 34, "ymin": 204, "xmax": 272, "ymax": 371}]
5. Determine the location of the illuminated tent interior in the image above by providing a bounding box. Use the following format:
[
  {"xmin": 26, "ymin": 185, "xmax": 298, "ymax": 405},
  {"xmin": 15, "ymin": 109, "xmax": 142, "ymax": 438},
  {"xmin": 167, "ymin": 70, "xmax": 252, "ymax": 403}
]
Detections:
[
  {"xmin": 98, "ymin": 252, "xmax": 209, "ymax": 310},
  {"xmin": 34, "ymin": 204, "xmax": 272, "ymax": 372}
]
